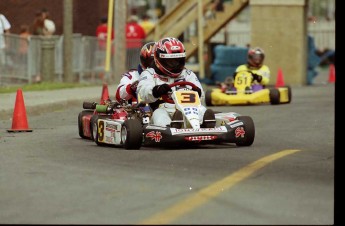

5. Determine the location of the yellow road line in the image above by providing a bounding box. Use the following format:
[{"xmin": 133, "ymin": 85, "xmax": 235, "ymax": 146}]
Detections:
[{"xmin": 139, "ymin": 149, "xmax": 301, "ymax": 224}]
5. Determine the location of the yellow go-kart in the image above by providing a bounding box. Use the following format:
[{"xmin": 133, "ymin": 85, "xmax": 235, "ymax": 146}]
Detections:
[{"xmin": 205, "ymin": 71, "xmax": 292, "ymax": 106}]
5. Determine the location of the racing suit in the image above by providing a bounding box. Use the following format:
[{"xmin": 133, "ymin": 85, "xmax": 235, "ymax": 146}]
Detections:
[
  {"xmin": 137, "ymin": 67, "xmax": 207, "ymax": 127},
  {"xmin": 115, "ymin": 69, "xmax": 140, "ymax": 102},
  {"xmin": 235, "ymin": 64, "xmax": 270, "ymax": 86},
  {"xmin": 115, "ymin": 62, "xmax": 148, "ymax": 102}
]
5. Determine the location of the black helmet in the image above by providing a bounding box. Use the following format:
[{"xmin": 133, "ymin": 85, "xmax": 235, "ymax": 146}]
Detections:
[
  {"xmin": 248, "ymin": 47, "xmax": 265, "ymax": 68},
  {"xmin": 139, "ymin": 42, "xmax": 155, "ymax": 69}
]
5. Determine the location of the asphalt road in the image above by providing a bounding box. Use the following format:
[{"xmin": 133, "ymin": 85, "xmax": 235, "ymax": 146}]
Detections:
[{"xmin": 0, "ymin": 79, "xmax": 335, "ymax": 224}]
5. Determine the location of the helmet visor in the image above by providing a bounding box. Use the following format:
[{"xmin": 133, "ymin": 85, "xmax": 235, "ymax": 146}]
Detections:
[
  {"xmin": 159, "ymin": 52, "xmax": 186, "ymax": 73},
  {"xmin": 249, "ymin": 54, "xmax": 263, "ymax": 66}
]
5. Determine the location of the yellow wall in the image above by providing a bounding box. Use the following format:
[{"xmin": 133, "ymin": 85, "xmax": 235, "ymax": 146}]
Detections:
[{"xmin": 250, "ymin": 0, "xmax": 308, "ymax": 85}]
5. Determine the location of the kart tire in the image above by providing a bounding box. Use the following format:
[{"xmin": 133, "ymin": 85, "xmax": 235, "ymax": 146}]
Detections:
[
  {"xmin": 205, "ymin": 90, "xmax": 213, "ymax": 106},
  {"xmin": 201, "ymin": 109, "xmax": 216, "ymax": 128},
  {"xmin": 122, "ymin": 119, "xmax": 143, "ymax": 150},
  {"xmin": 78, "ymin": 110, "xmax": 94, "ymax": 139},
  {"xmin": 90, "ymin": 114, "xmax": 110, "ymax": 141},
  {"xmin": 235, "ymin": 116, "xmax": 255, "ymax": 146},
  {"xmin": 171, "ymin": 110, "xmax": 184, "ymax": 129},
  {"xmin": 269, "ymin": 88, "xmax": 280, "ymax": 105}
]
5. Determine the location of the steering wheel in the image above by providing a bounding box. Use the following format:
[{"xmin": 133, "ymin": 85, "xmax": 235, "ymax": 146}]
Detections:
[{"xmin": 161, "ymin": 81, "xmax": 199, "ymax": 104}]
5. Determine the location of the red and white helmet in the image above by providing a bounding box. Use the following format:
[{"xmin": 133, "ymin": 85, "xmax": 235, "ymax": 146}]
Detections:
[
  {"xmin": 247, "ymin": 47, "xmax": 265, "ymax": 68},
  {"xmin": 153, "ymin": 37, "xmax": 186, "ymax": 78}
]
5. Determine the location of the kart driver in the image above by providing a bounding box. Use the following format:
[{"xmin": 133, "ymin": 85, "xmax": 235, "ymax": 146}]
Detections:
[
  {"xmin": 137, "ymin": 37, "xmax": 215, "ymax": 128},
  {"xmin": 115, "ymin": 41, "xmax": 155, "ymax": 102},
  {"xmin": 234, "ymin": 47, "xmax": 270, "ymax": 86}
]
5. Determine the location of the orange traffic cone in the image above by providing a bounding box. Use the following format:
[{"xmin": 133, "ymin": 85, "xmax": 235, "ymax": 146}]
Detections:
[
  {"xmin": 328, "ymin": 64, "xmax": 335, "ymax": 83},
  {"xmin": 7, "ymin": 89, "xmax": 32, "ymax": 132},
  {"xmin": 100, "ymin": 83, "xmax": 110, "ymax": 104},
  {"xmin": 275, "ymin": 68, "xmax": 285, "ymax": 87}
]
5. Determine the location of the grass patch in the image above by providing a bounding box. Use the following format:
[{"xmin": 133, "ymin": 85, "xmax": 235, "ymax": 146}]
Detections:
[{"xmin": 0, "ymin": 82, "xmax": 95, "ymax": 94}]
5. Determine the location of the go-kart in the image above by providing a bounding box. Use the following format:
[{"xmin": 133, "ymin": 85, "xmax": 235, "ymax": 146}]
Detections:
[
  {"xmin": 205, "ymin": 70, "xmax": 292, "ymax": 106},
  {"xmin": 94, "ymin": 81, "xmax": 255, "ymax": 149},
  {"xmin": 77, "ymin": 99, "xmax": 151, "ymax": 145}
]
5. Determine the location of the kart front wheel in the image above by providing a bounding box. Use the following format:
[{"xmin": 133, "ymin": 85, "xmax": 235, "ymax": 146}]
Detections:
[
  {"xmin": 235, "ymin": 116, "xmax": 255, "ymax": 146},
  {"xmin": 269, "ymin": 88, "xmax": 280, "ymax": 105},
  {"xmin": 122, "ymin": 119, "xmax": 143, "ymax": 150}
]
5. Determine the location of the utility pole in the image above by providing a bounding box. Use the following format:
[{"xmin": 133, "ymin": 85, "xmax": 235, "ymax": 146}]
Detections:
[
  {"xmin": 197, "ymin": 0, "xmax": 205, "ymax": 79},
  {"xmin": 114, "ymin": 0, "xmax": 126, "ymax": 84},
  {"xmin": 63, "ymin": 0, "xmax": 73, "ymax": 83}
]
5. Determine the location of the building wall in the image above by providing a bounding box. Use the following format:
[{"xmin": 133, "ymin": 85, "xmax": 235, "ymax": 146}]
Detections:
[
  {"xmin": 0, "ymin": 0, "xmax": 109, "ymax": 36},
  {"xmin": 250, "ymin": 0, "xmax": 308, "ymax": 85}
]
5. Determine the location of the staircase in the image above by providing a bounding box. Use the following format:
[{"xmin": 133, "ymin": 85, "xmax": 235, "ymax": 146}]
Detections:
[{"xmin": 145, "ymin": 0, "xmax": 249, "ymax": 60}]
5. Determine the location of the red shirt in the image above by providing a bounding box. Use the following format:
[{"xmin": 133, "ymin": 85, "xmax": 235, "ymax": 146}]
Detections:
[
  {"xmin": 126, "ymin": 22, "xmax": 146, "ymax": 48},
  {"xmin": 96, "ymin": 24, "xmax": 114, "ymax": 50}
]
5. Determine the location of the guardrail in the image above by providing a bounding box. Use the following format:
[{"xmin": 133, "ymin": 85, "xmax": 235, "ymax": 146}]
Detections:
[{"xmin": 0, "ymin": 20, "xmax": 334, "ymax": 86}]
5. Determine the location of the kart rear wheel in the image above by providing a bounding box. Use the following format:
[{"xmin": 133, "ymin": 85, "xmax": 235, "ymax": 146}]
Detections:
[
  {"xmin": 269, "ymin": 88, "xmax": 280, "ymax": 105},
  {"xmin": 122, "ymin": 119, "xmax": 143, "ymax": 150},
  {"xmin": 205, "ymin": 90, "xmax": 213, "ymax": 106},
  {"xmin": 235, "ymin": 116, "xmax": 255, "ymax": 146},
  {"xmin": 78, "ymin": 110, "xmax": 93, "ymax": 139}
]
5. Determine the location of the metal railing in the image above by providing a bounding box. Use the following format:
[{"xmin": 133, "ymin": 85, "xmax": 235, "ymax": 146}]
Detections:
[
  {"xmin": 0, "ymin": 34, "xmax": 143, "ymax": 85},
  {"xmin": 0, "ymin": 20, "xmax": 335, "ymax": 85}
]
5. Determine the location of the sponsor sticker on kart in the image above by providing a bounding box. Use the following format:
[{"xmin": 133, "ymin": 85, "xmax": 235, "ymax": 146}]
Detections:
[
  {"xmin": 228, "ymin": 121, "xmax": 244, "ymax": 128},
  {"xmin": 146, "ymin": 131, "xmax": 163, "ymax": 142},
  {"xmin": 235, "ymin": 127, "xmax": 245, "ymax": 138},
  {"xmin": 146, "ymin": 125, "xmax": 168, "ymax": 130},
  {"xmin": 170, "ymin": 127, "xmax": 227, "ymax": 135}
]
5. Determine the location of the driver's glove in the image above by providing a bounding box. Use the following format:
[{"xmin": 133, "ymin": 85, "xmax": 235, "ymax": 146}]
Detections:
[
  {"xmin": 192, "ymin": 86, "xmax": 202, "ymax": 97},
  {"xmin": 252, "ymin": 73, "xmax": 263, "ymax": 83},
  {"xmin": 152, "ymin": 84, "xmax": 172, "ymax": 98},
  {"xmin": 127, "ymin": 80, "xmax": 139, "ymax": 95}
]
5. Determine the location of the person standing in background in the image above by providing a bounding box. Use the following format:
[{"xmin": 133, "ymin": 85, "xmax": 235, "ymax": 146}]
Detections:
[
  {"xmin": 0, "ymin": 13, "xmax": 11, "ymax": 70},
  {"xmin": 126, "ymin": 15, "xmax": 146, "ymax": 70},
  {"xmin": 41, "ymin": 8, "xmax": 56, "ymax": 36},
  {"xmin": 31, "ymin": 11, "xmax": 45, "ymax": 35},
  {"xmin": 96, "ymin": 16, "xmax": 114, "ymax": 51},
  {"xmin": 18, "ymin": 24, "xmax": 31, "ymax": 64},
  {"xmin": 31, "ymin": 10, "xmax": 55, "ymax": 36},
  {"xmin": 139, "ymin": 14, "xmax": 155, "ymax": 36}
]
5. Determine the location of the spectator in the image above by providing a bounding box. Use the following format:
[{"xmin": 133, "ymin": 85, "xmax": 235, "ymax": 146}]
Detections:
[
  {"xmin": 206, "ymin": 0, "xmax": 224, "ymax": 19},
  {"xmin": 18, "ymin": 24, "xmax": 31, "ymax": 63},
  {"xmin": 41, "ymin": 8, "xmax": 56, "ymax": 36},
  {"xmin": 139, "ymin": 14, "xmax": 155, "ymax": 36},
  {"xmin": 213, "ymin": 0, "xmax": 224, "ymax": 12},
  {"xmin": 96, "ymin": 16, "xmax": 114, "ymax": 51},
  {"xmin": 31, "ymin": 10, "xmax": 55, "ymax": 36},
  {"xmin": 0, "ymin": 13, "xmax": 11, "ymax": 69},
  {"xmin": 31, "ymin": 11, "xmax": 45, "ymax": 35},
  {"xmin": 126, "ymin": 15, "xmax": 146, "ymax": 69}
]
